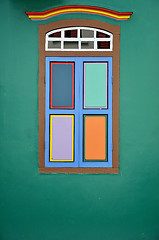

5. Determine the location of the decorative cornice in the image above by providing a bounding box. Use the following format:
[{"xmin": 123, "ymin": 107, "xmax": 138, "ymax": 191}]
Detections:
[{"xmin": 25, "ymin": 5, "xmax": 133, "ymax": 21}]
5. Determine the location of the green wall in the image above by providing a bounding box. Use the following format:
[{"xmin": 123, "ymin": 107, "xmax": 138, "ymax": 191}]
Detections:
[{"xmin": 0, "ymin": 0, "xmax": 159, "ymax": 239}]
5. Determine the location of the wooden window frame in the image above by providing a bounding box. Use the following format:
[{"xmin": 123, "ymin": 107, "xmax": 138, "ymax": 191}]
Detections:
[{"xmin": 39, "ymin": 19, "xmax": 120, "ymax": 174}]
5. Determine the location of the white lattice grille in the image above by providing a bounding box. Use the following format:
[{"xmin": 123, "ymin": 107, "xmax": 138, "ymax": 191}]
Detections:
[{"xmin": 45, "ymin": 27, "xmax": 113, "ymax": 51}]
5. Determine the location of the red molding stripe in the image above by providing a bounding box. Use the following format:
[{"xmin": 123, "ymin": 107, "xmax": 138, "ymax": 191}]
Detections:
[{"xmin": 25, "ymin": 5, "xmax": 133, "ymax": 21}]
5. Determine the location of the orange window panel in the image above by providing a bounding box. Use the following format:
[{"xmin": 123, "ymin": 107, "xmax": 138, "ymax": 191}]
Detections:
[{"xmin": 84, "ymin": 115, "xmax": 107, "ymax": 161}]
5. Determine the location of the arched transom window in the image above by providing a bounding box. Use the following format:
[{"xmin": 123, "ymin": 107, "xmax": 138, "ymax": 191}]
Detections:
[{"xmin": 45, "ymin": 27, "xmax": 113, "ymax": 51}]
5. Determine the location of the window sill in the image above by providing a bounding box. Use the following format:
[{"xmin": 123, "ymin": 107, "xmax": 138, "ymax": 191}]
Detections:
[{"xmin": 39, "ymin": 167, "xmax": 119, "ymax": 174}]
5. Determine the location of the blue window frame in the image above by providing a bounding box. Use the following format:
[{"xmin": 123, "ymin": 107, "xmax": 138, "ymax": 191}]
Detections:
[{"xmin": 45, "ymin": 57, "xmax": 112, "ymax": 168}]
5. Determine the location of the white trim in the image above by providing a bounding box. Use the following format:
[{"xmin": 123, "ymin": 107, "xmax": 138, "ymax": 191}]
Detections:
[
  {"xmin": 45, "ymin": 27, "xmax": 113, "ymax": 51},
  {"xmin": 47, "ymin": 37, "xmax": 111, "ymax": 41}
]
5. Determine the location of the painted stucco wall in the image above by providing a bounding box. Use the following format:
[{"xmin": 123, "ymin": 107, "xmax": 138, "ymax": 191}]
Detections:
[{"xmin": 0, "ymin": 0, "xmax": 159, "ymax": 239}]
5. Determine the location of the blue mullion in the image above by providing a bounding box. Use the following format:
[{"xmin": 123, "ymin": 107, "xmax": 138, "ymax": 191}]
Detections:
[
  {"xmin": 78, "ymin": 57, "xmax": 83, "ymax": 167},
  {"xmin": 107, "ymin": 57, "xmax": 113, "ymax": 167},
  {"xmin": 48, "ymin": 109, "xmax": 76, "ymax": 115},
  {"xmin": 74, "ymin": 57, "xmax": 80, "ymax": 168},
  {"xmin": 45, "ymin": 58, "xmax": 50, "ymax": 168},
  {"xmin": 82, "ymin": 109, "xmax": 110, "ymax": 115},
  {"xmin": 45, "ymin": 57, "xmax": 78, "ymax": 167}
]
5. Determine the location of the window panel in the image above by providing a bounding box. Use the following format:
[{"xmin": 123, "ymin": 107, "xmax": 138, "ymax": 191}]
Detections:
[
  {"xmin": 64, "ymin": 41, "xmax": 78, "ymax": 49},
  {"xmin": 81, "ymin": 41, "xmax": 94, "ymax": 49},
  {"xmin": 97, "ymin": 41, "xmax": 110, "ymax": 49},
  {"xmin": 50, "ymin": 62, "xmax": 74, "ymax": 109},
  {"xmin": 96, "ymin": 32, "xmax": 110, "ymax": 38},
  {"xmin": 80, "ymin": 29, "xmax": 94, "ymax": 38},
  {"xmin": 84, "ymin": 62, "xmax": 108, "ymax": 108},
  {"xmin": 65, "ymin": 29, "xmax": 77, "ymax": 38},
  {"xmin": 49, "ymin": 31, "xmax": 61, "ymax": 38},
  {"xmin": 50, "ymin": 115, "xmax": 74, "ymax": 162},
  {"xmin": 48, "ymin": 41, "xmax": 61, "ymax": 49},
  {"xmin": 84, "ymin": 115, "xmax": 107, "ymax": 161}
]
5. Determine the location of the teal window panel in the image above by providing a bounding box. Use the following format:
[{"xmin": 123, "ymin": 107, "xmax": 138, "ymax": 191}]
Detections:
[{"xmin": 84, "ymin": 62, "xmax": 108, "ymax": 109}]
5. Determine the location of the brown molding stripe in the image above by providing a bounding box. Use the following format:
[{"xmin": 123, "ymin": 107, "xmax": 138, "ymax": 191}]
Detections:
[{"xmin": 26, "ymin": 5, "xmax": 133, "ymax": 21}]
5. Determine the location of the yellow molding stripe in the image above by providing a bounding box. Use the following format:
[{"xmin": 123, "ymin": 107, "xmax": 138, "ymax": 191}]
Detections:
[
  {"xmin": 29, "ymin": 9, "xmax": 130, "ymax": 20},
  {"xmin": 50, "ymin": 115, "xmax": 74, "ymax": 162}
]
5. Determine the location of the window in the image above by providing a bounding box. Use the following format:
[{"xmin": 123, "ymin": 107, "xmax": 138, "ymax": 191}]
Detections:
[
  {"xmin": 39, "ymin": 19, "xmax": 120, "ymax": 173},
  {"xmin": 45, "ymin": 27, "xmax": 113, "ymax": 51},
  {"xmin": 45, "ymin": 57, "xmax": 112, "ymax": 169}
]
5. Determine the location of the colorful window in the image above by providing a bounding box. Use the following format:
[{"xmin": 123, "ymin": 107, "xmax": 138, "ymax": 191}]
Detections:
[
  {"xmin": 39, "ymin": 19, "xmax": 120, "ymax": 173},
  {"xmin": 45, "ymin": 57, "xmax": 112, "ymax": 168}
]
